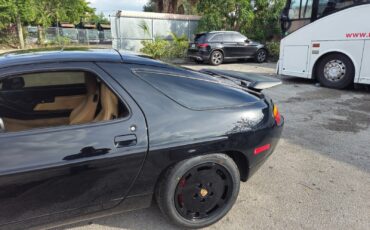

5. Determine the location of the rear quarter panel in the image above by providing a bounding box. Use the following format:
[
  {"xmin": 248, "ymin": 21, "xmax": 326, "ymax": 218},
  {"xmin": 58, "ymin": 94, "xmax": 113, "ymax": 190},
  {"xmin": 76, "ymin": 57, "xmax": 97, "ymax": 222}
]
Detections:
[{"xmin": 99, "ymin": 62, "xmax": 278, "ymax": 196}]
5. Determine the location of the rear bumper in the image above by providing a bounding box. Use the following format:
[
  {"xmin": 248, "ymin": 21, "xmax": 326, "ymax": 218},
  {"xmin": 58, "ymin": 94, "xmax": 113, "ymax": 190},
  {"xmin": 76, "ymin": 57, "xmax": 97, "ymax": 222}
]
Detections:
[
  {"xmin": 187, "ymin": 50, "xmax": 211, "ymax": 61},
  {"xmin": 247, "ymin": 116, "xmax": 284, "ymax": 179}
]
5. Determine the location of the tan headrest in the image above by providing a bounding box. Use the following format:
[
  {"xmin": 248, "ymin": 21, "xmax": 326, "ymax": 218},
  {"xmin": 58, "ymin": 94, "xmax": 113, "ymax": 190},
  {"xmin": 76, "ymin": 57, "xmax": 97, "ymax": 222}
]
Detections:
[
  {"xmin": 69, "ymin": 75, "xmax": 99, "ymax": 125},
  {"xmin": 94, "ymin": 84, "xmax": 119, "ymax": 122}
]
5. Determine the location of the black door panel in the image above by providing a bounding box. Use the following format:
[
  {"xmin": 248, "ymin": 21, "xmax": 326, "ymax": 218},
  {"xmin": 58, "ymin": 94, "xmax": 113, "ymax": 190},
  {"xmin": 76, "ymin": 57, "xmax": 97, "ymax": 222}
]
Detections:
[
  {"xmin": 0, "ymin": 62, "xmax": 149, "ymax": 226},
  {"xmin": 0, "ymin": 84, "xmax": 86, "ymax": 119}
]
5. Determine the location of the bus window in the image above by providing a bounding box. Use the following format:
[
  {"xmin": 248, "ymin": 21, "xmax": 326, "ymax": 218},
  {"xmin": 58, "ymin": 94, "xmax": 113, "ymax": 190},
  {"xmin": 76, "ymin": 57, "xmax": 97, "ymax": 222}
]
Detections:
[
  {"xmin": 317, "ymin": 0, "xmax": 366, "ymax": 18},
  {"xmin": 301, "ymin": 0, "xmax": 313, "ymax": 18},
  {"xmin": 289, "ymin": 0, "xmax": 302, "ymax": 19}
]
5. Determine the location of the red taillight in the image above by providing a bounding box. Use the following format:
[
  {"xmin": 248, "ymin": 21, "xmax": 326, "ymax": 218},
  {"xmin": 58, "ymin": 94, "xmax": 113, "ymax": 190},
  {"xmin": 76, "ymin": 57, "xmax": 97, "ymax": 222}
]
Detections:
[
  {"xmin": 254, "ymin": 144, "xmax": 271, "ymax": 155},
  {"xmin": 197, "ymin": 43, "xmax": 209, "ymax": 48},
  {"xmin": 273, "ymin": 105, "xmax": 281, "ymax": 125}
]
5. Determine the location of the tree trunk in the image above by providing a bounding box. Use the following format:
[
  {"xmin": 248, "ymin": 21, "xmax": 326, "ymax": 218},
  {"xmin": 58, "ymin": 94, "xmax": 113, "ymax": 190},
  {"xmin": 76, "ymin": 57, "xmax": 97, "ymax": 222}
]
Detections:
[
  {"xmin": 16, "ymin": 15, "xmax": 25, "ymax": 49},
  {"xmin": 37, "ymin": 25, "xmax": 44, "ymax": 45}
]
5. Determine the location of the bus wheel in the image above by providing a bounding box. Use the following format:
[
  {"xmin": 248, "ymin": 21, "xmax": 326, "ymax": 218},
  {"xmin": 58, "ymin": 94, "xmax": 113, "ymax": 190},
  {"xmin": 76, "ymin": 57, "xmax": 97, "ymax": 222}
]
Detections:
[{"xmin": 317, "ymin": 53, "xmax": 354, "ymax": 89}]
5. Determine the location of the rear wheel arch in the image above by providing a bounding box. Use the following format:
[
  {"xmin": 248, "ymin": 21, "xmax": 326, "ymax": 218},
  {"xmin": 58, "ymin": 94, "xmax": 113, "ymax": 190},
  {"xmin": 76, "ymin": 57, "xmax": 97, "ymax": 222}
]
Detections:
[
  {"xmin": 211, "ymin": 48, "xmax": 224, "ymax": 56},
  {"xmin": 154, "ymin": 153, "xmax": 240, "ymax": 228},
  {"xmin": 224, "ymin": 151, "xmax": 249, "ymax": 182},
  {"xmin": 154, "ymin": 151, "xmax": 249, "ymax": 195}
]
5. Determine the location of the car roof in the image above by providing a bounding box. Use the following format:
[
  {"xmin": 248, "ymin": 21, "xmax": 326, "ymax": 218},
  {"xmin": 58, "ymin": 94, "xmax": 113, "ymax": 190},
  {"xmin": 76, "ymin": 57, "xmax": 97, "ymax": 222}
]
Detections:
[
  {"xmin": 208, "ymin": 31, "xmax": 240, "ymax": 34},
  {"xmin": 196, "ymin": 31, "xmax": 240, "ymax": 36},
  {"xmin": 0, "ymin": 48, "xmax": 170, "ymax": 69}
]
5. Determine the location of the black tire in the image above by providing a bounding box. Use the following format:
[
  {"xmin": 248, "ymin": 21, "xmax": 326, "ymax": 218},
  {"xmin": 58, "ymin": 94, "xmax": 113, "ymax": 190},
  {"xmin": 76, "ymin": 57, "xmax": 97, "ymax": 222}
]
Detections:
[
  {"xmin": 255, "ymin": 49, "xmax": 267, "ymax": 63},
  {"xmin": 316, "ymin": 53, "xmax": 354, "ymax": 89},
  {"xmin": 155, "ymin": 154, "xmax": 240, "ymax": 229},
  {"xmin": 209, "ymin": 50, "xmax": 224, "ymax": 65}
]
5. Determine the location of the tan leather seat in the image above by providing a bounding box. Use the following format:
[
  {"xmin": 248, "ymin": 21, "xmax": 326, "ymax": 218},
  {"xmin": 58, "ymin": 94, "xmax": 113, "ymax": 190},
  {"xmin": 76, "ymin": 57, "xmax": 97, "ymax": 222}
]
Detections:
[
  {"xmin": 2, "ymin": 77, "xmax": 121, "ymax": 132},
  {"xmin": 4, "ymin": 75, "xmax": 99, "ymax": 132},
  {"xmin": 69, "ymin": 75, "xmax": 99, "ymax": 125},
  {"xmin": 94, "ymin": 84, "xmax": 119, "ymax": 122}
]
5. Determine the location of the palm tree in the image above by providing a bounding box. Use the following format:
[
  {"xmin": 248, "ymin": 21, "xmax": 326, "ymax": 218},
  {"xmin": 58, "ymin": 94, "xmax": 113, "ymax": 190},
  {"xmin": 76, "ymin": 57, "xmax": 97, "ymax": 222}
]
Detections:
[{"xmin": 146, "ymin": 0, "xmax": 199, "ymax": 14}]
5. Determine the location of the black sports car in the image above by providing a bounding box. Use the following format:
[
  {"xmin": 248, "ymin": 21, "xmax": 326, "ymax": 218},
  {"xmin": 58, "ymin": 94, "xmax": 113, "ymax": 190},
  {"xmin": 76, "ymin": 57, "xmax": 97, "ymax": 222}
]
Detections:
[{"xmin": 0, "ymin": 48, "xmax": 283, "ymax": 229}]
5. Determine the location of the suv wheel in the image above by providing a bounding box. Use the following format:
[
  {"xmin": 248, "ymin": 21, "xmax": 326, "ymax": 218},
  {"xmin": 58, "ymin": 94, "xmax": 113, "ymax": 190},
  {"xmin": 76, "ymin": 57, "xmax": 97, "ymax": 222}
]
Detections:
[
  {"xmin": 210, "ymin": 51, "xmax": 224, "ymax": 65},
  {"xmin": 255, "ymin": 49, "xmax": 267, "ymax": 63}
]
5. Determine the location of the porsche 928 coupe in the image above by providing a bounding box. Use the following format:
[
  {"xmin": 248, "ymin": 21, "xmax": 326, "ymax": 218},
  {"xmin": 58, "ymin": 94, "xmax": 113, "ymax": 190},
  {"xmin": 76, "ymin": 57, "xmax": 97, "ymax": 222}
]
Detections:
[{"xmin": 0, "ymin": 48, "xmax": 283, "ymax": 229}]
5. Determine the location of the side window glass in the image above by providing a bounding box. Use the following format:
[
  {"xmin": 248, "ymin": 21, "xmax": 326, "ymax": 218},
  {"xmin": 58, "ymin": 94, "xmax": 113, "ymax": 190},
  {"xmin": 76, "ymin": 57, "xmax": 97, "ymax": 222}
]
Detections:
[
  {"xmin": 289, "ymin": 0, "xmax": 302, "ymax": 19},
  {"xmin": 318, "ymin": 0, "xmax": 358, "ymax": 18},
  {"xmin": 0, "ymin": 71, "xmax": 129, "ymax": 133},
  {"xmin": 223, "ymin": 34, "xmax": 234, "ymax": 42},
  {"xmin": 210, "ymin": 34, "xmax": 223, "ymax": 42},
  {"xmin": 22, "ymin": 72, "xmax": 85, "ymax": 88},
  {"xmin": 301, "ymin": 0, "xmax": 313, "ymax": 18},
  {"xmin": 232, "ymin": 34, "xmax": 247, "ymax": 43},
  {"xmin": 135, "ymin": 70, "xmax": 259, "ymax": 110}
]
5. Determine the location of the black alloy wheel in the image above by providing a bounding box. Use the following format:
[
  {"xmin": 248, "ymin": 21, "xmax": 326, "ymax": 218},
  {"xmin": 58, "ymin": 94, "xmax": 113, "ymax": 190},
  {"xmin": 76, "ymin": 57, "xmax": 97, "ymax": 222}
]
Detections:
[
  {"xmin": 174, "ymin": 162, "xmax": 233, "ymax": 220},
  {"xmin": 155, "ymin": 154, "xmax": 240, "ymax": 229}
]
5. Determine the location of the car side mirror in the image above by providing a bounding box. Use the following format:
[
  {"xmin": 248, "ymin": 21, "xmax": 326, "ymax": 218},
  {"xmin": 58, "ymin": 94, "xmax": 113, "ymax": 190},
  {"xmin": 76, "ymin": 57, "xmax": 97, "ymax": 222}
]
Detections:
[{"xmin": 245, "ymin": 39, "xmax": 251, "ymax": 43}]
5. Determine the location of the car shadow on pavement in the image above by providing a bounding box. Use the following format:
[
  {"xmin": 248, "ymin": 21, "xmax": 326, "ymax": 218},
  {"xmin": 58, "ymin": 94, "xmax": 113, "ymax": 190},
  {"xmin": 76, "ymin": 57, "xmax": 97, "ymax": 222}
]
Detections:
[{"xmin": 61, "ymin": 204, "xmax": 182, "ymax": 230}]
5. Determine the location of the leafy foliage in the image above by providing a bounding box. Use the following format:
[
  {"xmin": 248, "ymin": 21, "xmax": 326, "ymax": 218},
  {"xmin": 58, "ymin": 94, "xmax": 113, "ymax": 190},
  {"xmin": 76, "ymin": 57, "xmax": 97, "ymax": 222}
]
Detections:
[
  {"xmin": 141, "ymin": 38, "xmax": 170, "ymax": 59},
  {"xmin": 33, "ymin": 0, "xmax": 94, "ymax": 27},
  {"xmin": 266, "ymin": 41, "xmax": 280, "ymax": 61},
  {"xmin": 0, "ymin": 0, "xmax": 37, "ymax": 28},
  {"xmin": 90, "ymin": 12, "xmax": 110, "ymax": 25},
  {"xmin": 197, "ymin": 0, "xmax": 285, "ymax": 42},
  {"xmin": 140, "ymin": 33, "xmax": 189, "ymax": 60},
  {"xmin": 167, "ymin": 32, "xmax": 189, "ymax": 58},
  {"xmin": 143, "ymin": 1, "xmax": 156, "ymax": 12},
  {"xmin": 0, "ymin": 0, "xmax": 104, "ymax": 48}
]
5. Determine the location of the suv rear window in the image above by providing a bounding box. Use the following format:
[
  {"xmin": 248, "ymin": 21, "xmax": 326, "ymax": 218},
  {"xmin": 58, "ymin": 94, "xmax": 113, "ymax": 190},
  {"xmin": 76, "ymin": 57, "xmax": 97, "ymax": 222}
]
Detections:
[
  {"xmin": 194, "ymin": 34, "xmax": 207, "ymax": 43},
  {"xmin": 134, "ymin": 70, "xmax": 260, "ymax": 110}
]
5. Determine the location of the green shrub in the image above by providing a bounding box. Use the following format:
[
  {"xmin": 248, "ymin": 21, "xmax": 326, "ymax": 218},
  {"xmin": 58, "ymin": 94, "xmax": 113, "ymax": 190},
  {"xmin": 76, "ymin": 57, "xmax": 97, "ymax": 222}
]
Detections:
[
  {"xmin": 140, "ymin": 33, "xmax": 189, "ymax": 60},
  {"xmin": 167, "ymin": 33, "xmax": 189, "ymax": 58},
  {"xmin": 266, "ymin": 41, "xmax": 280, "ymax": 61},
  {"xmin": 140, "ymin": 38, "xmax": 170, "ymax": 59}
]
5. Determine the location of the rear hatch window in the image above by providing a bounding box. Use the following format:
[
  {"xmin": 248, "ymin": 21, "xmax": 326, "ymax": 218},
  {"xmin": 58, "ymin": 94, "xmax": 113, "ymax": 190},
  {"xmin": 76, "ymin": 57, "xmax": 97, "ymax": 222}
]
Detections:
[
  {"xmin": 133, "ymin": 69, "xmax": 261, "ymax": 110},
  {"xmin": 194, "ymin": 34, "xmax": 207, "ymax": 44}
]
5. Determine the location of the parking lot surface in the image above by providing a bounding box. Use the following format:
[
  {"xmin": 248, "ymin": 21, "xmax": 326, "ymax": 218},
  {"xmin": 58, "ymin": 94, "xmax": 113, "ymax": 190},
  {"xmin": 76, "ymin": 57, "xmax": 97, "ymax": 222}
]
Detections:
[{"xmin": 59, "ymin": 61, "xmax": 369, "ymax": 230}]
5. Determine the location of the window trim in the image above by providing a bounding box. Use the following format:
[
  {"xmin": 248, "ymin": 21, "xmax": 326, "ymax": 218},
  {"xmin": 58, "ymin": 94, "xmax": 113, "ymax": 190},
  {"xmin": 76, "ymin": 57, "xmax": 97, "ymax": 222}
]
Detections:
[{"xmin": 0, "ymin": 64, "xmax": 132, "ymax": 137}]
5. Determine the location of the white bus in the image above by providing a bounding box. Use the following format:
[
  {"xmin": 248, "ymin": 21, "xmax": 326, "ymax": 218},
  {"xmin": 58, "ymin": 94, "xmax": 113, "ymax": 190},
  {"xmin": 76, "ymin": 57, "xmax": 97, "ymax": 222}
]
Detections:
[{"xmin": 277, "ymin": 0, "xmax": 370, "ymax": 89}]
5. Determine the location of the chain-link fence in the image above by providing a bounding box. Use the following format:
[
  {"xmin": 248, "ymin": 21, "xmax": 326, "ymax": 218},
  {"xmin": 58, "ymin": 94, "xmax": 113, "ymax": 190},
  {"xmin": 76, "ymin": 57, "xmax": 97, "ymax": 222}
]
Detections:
[
  {"xmin": 27, "ymin": 27, "xmax": 112, "ymax": 46},
  {"xmin": 111, "ymin": 12, "xmax": 200, "ymax": 52}
]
